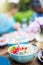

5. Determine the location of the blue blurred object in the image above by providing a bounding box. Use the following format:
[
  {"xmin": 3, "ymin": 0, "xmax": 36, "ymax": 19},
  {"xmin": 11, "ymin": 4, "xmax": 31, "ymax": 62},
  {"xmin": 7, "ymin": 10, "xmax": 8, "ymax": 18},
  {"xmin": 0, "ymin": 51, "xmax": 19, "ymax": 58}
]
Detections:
[
  {"xmin": 38, "ymin": 50, "xmax": 43, "ymax": 63},
  {"xmin": 20, "ymin": 38, "xmax": 29, "ymax": 44},
  {"xmin": 29, "ymin": 12, "xmax": 43, "ymax": 22},
  {"xmin": 8, "ymin": 41, "xmax": 29, "ymax": 46},
  {"xmin": 0, "ymin": 14, "xmax": 16, "ymax": 35},
  {"xmin": 20, "ymin": 41, "xmax": 29, "ymax": 44},
  {"xmin": 8, "ymin": 44, "xmax": 17, "ymax": 47},
  {"xmin": 30, "ymin": 0, "xmax": 41, "ymax": 7},
  {"xmin": 0, "ymin": 56, "xmax": 11, "ymax": 65}
]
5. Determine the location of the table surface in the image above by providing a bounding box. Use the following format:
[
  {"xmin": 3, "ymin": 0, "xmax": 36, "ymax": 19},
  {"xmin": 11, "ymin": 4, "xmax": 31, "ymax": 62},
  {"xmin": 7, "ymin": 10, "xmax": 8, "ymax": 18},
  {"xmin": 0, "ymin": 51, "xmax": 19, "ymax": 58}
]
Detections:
[{"xmin": 0, "ymin": 40, "xmax": 43, "ymax": 65}]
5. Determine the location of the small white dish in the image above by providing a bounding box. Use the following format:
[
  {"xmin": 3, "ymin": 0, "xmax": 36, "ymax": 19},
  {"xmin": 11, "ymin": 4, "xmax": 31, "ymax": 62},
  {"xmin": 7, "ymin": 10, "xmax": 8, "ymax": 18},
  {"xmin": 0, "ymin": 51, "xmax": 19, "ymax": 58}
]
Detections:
[
  {"xmin": 35, "ymin": 33, "xmax": 43, "ymax": 42},
  {"xmin": 0, "ymin": 37, "xmax": 7, "ymax": 46},
  {"xmin": 0, "ymin": 42, "xmax": 7, "ymax": 46}
]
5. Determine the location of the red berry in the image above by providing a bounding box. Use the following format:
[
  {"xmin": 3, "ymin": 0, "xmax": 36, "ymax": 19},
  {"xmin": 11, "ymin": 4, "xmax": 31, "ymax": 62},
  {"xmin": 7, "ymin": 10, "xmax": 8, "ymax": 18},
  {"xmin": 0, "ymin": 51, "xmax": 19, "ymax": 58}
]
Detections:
[
  {"xmin": 25, "ymin": 47, "xmax": 27, "ymax": 50},
  {"xmin": 21, "ymin": 47, "xmax": 25, "ymax": 50},
  {"xmin": 15, "ymin": 47, "xmax": 19, "ymax": 50},
  {"xmin": 12, "ymin": 47, "xmax": 19, "ymax": 54},
  {"xmin": 13, "ymin": 50, "xmax": 17, "ymax": 54}
]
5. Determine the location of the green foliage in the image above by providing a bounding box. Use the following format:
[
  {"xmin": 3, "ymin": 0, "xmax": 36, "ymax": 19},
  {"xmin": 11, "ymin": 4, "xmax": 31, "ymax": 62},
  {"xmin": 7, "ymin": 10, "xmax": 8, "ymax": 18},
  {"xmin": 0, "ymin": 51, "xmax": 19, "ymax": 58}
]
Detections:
[
  {"xmin": 14, "ymin": 10, "xmax": 34, "ymax": 23},
  {"xmin": 25, "ymin": 0, "xmax": 31, "ymax": 3},
  {"xmin": 20, "ymin": 0, "xmax": 31, "ymax": 3},
  {"xmin": 19, "ymin": 0, "xmax": 32, "ymax": 11}
]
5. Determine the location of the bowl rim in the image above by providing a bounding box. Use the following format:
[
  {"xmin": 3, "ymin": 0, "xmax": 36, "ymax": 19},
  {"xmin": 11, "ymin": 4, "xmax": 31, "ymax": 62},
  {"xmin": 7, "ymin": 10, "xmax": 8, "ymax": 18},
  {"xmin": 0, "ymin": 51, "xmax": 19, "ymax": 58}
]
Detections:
[{"xmin": 8, "ymin": 44, "xmax": 37, "ymax": 56}]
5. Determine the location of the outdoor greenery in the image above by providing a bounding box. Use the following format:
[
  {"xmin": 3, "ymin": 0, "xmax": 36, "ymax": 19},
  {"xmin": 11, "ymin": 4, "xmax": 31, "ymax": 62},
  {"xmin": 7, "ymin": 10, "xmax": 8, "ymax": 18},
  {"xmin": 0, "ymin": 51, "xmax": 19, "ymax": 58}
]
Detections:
[
  {"xmin": 14, "ymin": 10, "xmax": 34, "ymax": 23},
  {"xmin": 0, "ymin": 0, "xmax": 34, "ymax": 23},
  {"xmin": 14, "ymin": 0, "xmax": 34, "ymax": 23},
  {"xmin": 19, "ymin": 0, "xmax": 31, "ymax": 11}
]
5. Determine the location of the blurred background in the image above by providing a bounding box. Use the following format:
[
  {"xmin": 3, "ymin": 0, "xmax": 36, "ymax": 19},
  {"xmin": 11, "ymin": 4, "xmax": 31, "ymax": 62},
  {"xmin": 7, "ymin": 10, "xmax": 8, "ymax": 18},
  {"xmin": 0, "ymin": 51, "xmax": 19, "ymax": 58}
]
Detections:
[
  {"xmin": 0, "ymin": 0, "xmax": 33, "ymax": 24},
  {"xmin": 0, "ymin": 0, "xmax": 43, "ymax": 24}
]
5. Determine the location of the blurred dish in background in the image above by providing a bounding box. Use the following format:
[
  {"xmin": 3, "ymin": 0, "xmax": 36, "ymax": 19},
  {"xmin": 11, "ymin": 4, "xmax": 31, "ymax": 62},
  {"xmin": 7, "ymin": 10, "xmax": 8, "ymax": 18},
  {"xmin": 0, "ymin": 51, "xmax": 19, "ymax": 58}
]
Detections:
[
  {"xmin": 0, "ymin": 37, "xmax": 7, "ymax": 46},
  {"xmin": 38, "ymin": 50, "xmax": 43, "ymax": 63},
  {"xmin": 3, "ymin": 31, "xmax": 35, "ymax": 42}
]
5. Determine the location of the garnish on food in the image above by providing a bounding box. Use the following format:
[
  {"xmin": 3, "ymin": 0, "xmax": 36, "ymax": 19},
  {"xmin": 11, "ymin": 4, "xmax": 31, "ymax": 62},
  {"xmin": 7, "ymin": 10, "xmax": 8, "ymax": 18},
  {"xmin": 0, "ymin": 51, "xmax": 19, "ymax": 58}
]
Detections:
[{"xmin": 10, "ymin": 45, "xmax": 34, "ymax": 55}]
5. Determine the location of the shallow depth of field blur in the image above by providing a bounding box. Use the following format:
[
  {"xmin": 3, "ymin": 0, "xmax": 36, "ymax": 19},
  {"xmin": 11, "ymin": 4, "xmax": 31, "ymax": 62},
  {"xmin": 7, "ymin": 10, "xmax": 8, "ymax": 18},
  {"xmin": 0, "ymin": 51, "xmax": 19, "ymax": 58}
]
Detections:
[{"xmin": 0, "ymin": 0, "xmax": 34, "ymax": 24}]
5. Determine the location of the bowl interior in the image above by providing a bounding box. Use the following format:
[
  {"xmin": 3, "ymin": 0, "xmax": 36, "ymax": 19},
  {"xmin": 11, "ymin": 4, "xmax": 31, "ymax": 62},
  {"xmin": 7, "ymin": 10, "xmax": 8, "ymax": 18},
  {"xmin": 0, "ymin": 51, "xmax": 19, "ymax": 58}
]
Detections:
[{"xmin": 8, "ymin": 44, "xmax": 37, "ymax": 56}]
